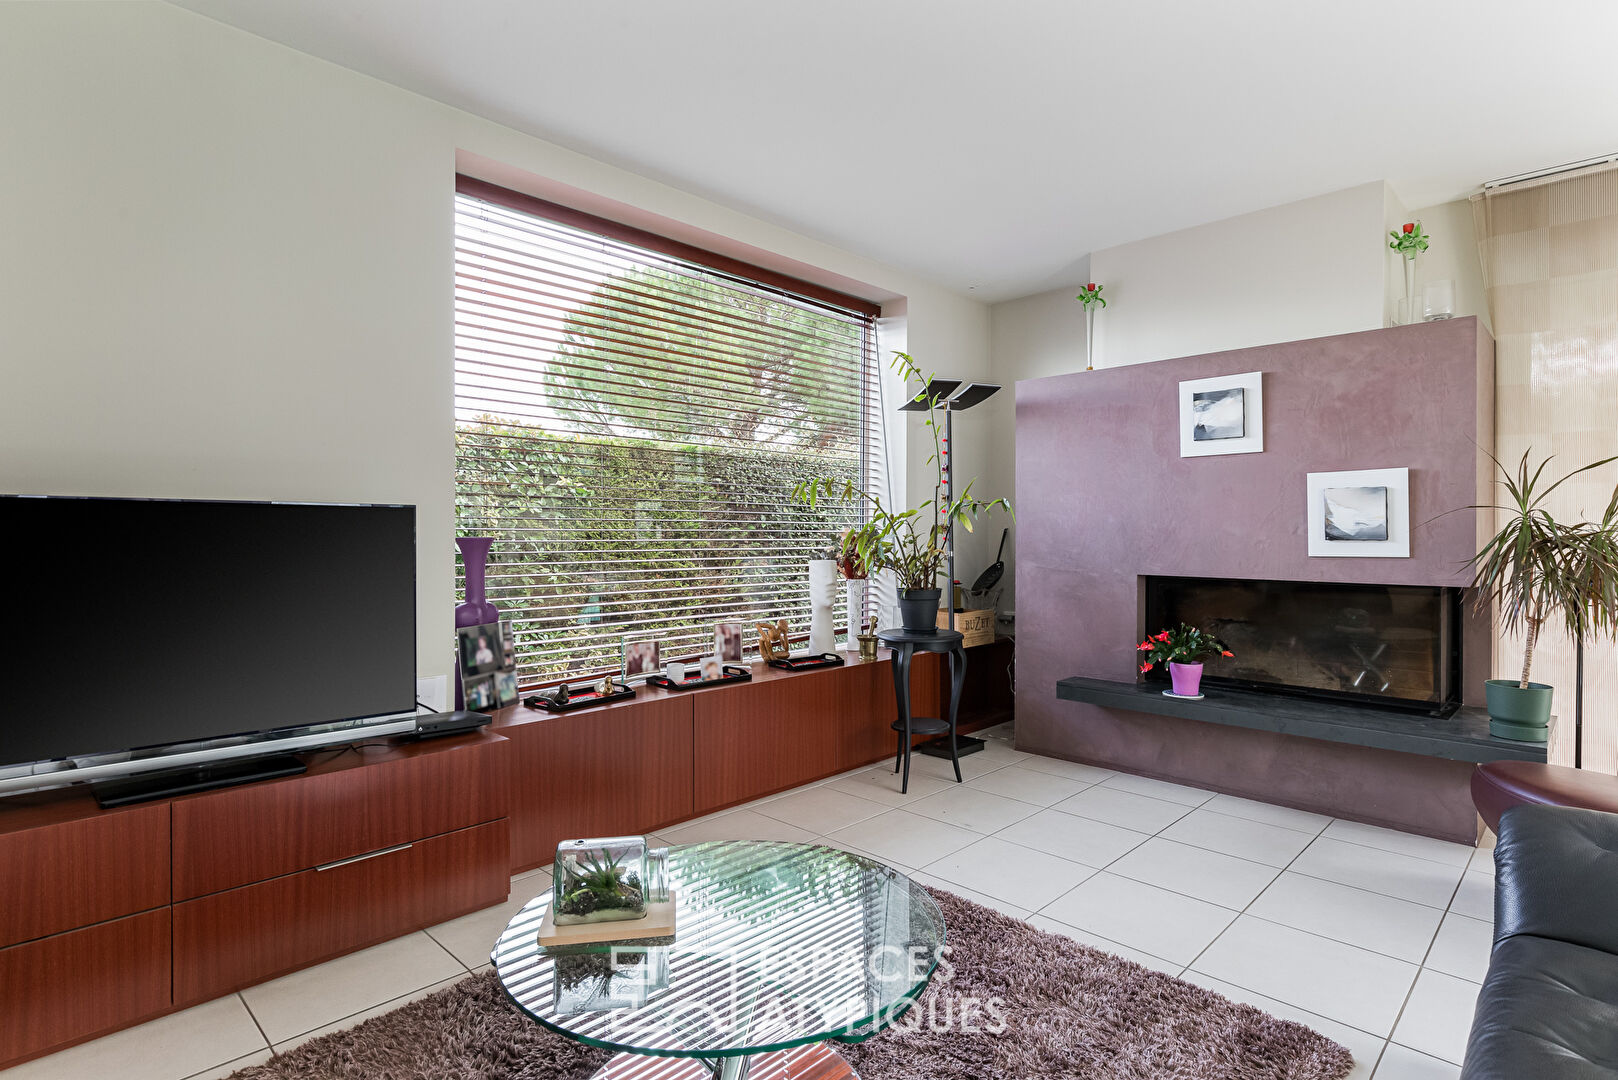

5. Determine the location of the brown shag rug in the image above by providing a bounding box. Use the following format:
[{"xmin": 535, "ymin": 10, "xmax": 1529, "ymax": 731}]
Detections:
[{"xmin": 233, "ymin": 889, "xmax": 1353, "ymax": 1080}]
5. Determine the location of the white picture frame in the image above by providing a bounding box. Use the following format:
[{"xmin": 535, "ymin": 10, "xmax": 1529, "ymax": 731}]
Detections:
[
  {"xmin": 1306, "ymin": 467, "xmax": 1411, "ymax": 558},
  {"xmin": 1179, "ymin": 371, "xmax": 1264, "ymax": 457}
]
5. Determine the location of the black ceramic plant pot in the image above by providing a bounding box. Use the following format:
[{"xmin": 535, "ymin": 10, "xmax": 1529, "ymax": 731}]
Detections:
[{"xmin": 897, "ymin": 588, "xmax": 942, "ymax": 633}]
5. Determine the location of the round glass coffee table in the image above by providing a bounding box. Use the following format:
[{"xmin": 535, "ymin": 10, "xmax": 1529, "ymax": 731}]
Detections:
[{"xmin": 493, "ymin": 840, "xmax": 948, "ymax": 1080}]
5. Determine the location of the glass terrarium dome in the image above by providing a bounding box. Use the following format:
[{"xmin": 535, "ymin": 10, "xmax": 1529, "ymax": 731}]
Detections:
[{"xmin": 553, "ymin": 836, "xmax": 670, "ymax": 926}]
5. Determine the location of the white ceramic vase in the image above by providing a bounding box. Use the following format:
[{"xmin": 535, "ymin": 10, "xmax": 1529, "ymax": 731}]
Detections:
[{"xmin": 808, "ymin": 559, "xmax": 838, "ymax": 654}]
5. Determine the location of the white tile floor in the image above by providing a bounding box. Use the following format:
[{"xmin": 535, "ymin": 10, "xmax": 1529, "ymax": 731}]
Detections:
[{"xmin": 4, "ymin": 725, "xmax": 1490, "ymax": 1080}]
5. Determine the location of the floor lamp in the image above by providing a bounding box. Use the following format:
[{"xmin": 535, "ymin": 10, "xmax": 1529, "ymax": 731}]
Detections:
[{"xmin": 898, "ymin": 379, "xmax": 1002, "ymax": 630}]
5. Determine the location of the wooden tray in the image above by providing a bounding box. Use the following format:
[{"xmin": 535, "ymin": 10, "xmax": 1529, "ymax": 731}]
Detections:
[
  {"xmin": 766, "ymin": 653, "xmax": 846, "ymax": 672},
  {"xmin": 646, "ymin": 665, "xmax": 752, "ymax": 691},
  {"xmin": 538, "ymin": 896, "xmax": 677, "ymax": 947},
  {"xmin": 524, "ymin": 685, "xmax": 636, "ymax": 712}
]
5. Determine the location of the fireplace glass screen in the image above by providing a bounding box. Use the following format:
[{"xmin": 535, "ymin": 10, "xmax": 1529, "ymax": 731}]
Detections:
[{"xmin": 1142, "ymin": 576, "xmax": 1460, "ymax": 713}]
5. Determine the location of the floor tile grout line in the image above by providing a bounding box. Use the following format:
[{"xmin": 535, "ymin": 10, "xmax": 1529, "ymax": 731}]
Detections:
[
  {"xmin": 1313, "ymin": 828, "xmax": 1477, "ymax": 871},
  {"xmin": 1026, "ymin": 910, "xmax": 1184, "ymax": 973},
  {"xmin": 1181, "ymin": 808, "xmax": 1362, "ymax": 1000},
  {"xmin": 1177, "ymin": 811, "xmax": 1464, "ymax": 1051},
  {"xmin": 1281, "ymin": 864, "xmax": 1460, "ymax": 913},
  {"xmin": 1370, "ymin": 870, "xmax": 1484, "ymax": 1069},
  {"xmin": 264, "ymin": 970, "xmax": 474, "ymax": 1053},
  {"xmin": 1272, "ymin": 860, "xmax": 1466, "ymax": 913},
  {"xmin": 1189, "ymin": 803, "xmax": 1334, "ymax": 837},
  {"xmin": 235, "ymin": 990, "xmax": 276, "ymax": 1057},
  {"xmin": 421, "ymin": 926, "xmax": 477, "ymax": 974}
]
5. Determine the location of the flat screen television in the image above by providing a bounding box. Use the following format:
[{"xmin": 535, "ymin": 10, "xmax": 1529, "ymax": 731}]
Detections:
[{"xmin": 0, "ymin": 496, "xmax": 417, "ymax": 794}]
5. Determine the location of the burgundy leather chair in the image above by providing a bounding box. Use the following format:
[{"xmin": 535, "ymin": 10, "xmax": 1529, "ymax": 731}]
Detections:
[{"xmin": 1472, "ymin": 760, "xmax": 1618, "ymax": 833}]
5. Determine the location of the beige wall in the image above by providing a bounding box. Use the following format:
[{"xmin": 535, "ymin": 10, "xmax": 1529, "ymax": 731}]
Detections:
[
  {"xmin": 1083, "ymin": 182, "xmax": 1388, "ymax": 370},
  {"xmin": 0, "ymin": 2, "xmax": 991, "ymax": 684}
]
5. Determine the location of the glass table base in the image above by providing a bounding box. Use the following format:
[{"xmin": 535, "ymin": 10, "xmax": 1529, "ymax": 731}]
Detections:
[{"xmin": 593, "ymin": 1042, "xmax": 858, "ymax": 1080}]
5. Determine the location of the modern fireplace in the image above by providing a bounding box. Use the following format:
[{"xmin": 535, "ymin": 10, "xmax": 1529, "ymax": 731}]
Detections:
[{"xmin": 1142, "ymin": 576, "xmax": 1462, "ymax": 716}]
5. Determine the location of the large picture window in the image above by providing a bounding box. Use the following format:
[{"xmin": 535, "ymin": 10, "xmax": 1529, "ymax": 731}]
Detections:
[{"xmin": 454, "ymin": 178, "xmax": 885, "ymax": 685}]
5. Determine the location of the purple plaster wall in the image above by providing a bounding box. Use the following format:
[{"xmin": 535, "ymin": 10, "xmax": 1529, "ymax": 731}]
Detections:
[{"xmin": 1014, "ymin": 318, "xmax": 1495, "ymax": 842}]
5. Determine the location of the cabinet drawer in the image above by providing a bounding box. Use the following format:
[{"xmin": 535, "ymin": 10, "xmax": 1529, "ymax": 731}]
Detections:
[
  {"xmin": 0, "ymin": 908, "xmax": 171, "ymax": 1068},
  {"xmin": 172, "ymin": 819, "xmax": 508, "ymax": 1005},
  {"xmin": 172, "ymin": 737, "xmax": 508, "ymax": 901},
  {"xmin": 368, "ymin": 737, "xmax": 508, "ymax": 850},
  {"xmin": 0, "ymin": 802, "xmax": 169, "ymax": 949},
  {"xmin": 172, "ymin": 768, "xmax": 370, "ymax": 900}
]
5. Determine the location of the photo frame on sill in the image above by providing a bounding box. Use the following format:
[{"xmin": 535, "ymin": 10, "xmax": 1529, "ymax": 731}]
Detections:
[
  {"xmin": 464, "ymin": 674, "xmax": 496, "ymax": 711},
  {"xmin": 715, "ymin": 621, "xmax": 746, "ymax": 662},
  {"xmin": 458, "ymin": 622, "xmax": 503, "ymax": 677},
  {"xmin": 459, "ymin": 619, "xmax": 521, "ymax": 712},
  {"xmin": 498, "ymin": 619, "xmax": 516, "ymax": 669},
  {"xmin": 1179, "ymin": 371, "xmax": 1263, "ymax": 457},
  {"xmin": 494, "ymin": 669, "xmax": 520, "ymax": 707},
  {"xmin": 621, "ymin": 636, "xmax": 661, "ymax": 680}
]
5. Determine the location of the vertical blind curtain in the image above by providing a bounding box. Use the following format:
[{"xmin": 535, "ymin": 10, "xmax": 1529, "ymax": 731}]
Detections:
[
  {"xmin": 1473, "ymin": 165, "xmax": 1618, "ymax": 771},
  {"xmin": 454, "ymin": 183, "xmax": 884, "ymax": 686}
]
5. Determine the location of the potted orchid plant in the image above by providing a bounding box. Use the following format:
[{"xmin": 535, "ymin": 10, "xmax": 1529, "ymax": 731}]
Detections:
[{"xmin": 1138, "ymin": 624, "xmax": 1233, "ymax": 698}]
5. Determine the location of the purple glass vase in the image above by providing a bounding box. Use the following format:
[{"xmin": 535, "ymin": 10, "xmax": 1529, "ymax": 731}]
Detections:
[{"xmin": 454, "ymin": 537, "xmax": 499, "ymax": 708}]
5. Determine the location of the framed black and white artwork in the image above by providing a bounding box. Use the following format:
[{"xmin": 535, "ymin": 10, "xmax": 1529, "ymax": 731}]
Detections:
[
  {"xmin": 1306, "ymin": 467, "xmax": 1410, "ymax": 558},
  {"xmin": 1179, "ymin": 371, "xmax": 1263, "ymax": 457}
]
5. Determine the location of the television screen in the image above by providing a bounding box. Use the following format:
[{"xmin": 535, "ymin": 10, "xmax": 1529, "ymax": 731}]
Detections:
[{"xmin": 0, "ymin": 497, "xmax": 416, "ymax": 770}]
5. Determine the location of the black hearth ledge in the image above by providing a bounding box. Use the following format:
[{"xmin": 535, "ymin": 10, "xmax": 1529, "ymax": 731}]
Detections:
[{"xmin": 1056, "ymin": 677, "xmax": 1547, "ymax": 764}]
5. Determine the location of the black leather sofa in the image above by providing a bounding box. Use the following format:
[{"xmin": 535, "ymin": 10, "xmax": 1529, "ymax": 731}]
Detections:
[{"xmin": 1460, "ymin": 804, "xmax": 1618, "ymax": 1079}]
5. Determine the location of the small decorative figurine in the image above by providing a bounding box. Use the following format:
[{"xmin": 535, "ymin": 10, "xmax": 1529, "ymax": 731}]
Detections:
[
  {"xmin": 554, "ymin": 681, "xmax": 570, "ymax": 705},
  {"xmin": 756, "ymin": 619, "xmax": 791, "ymax": 662},
  {"xmin": 595, "ymin": 673, "xmax": 616, "ymax": 697},
  {"xmin": 857, "ymin": 616, "xmax": 879, "ymax": 662}
]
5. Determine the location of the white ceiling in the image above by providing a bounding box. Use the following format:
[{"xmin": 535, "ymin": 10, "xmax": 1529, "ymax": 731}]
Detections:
[{"xmin": 171, "ymin": 0, "xmax": 1618, "ymax": 302}]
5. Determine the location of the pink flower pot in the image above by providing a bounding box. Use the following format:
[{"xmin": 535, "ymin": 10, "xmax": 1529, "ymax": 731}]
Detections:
[{"xmin": 1169, "ymin": 661, "xmax": 1204, "ymax": 697}]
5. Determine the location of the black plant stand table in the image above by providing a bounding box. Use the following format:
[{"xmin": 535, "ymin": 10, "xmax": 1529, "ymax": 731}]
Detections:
[{"xmin": 878, "ymin": 627, "xmax": 967, "ymax": 794}]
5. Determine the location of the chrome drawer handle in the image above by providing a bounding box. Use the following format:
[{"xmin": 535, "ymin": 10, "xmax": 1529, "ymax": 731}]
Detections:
[{"xmin": 314, "ymin": 842, "xmax": 413, "ymax": 872}]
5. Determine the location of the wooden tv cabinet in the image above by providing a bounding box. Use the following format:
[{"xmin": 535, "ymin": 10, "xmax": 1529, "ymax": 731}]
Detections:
[
  {"xmin": 0, "ymin": 730, "xmax": 508, "ymax": 1068},
  {"xmin": 0, "ymin": 645, "xmax": 1013, "ymax": 1068}
]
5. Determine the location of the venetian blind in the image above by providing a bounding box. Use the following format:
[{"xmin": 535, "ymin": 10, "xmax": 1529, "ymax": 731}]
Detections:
[{"xmin": 453, "ymin": 179, "xmax": 885, "ymax": 686}]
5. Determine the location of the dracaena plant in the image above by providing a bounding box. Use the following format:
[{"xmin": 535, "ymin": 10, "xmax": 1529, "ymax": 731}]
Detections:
[
  {"xmin": 1467, "ymin": 451, "xmax": 1618, "ymax": 688},
  {"xmin": 792, "ymin": 351, "xmax": 1011, "ymax": 592}
]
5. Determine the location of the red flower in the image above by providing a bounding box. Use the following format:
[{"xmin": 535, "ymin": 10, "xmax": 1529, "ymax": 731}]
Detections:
[
  {"xmin": 1140, "ymin": 662, "xmax": 1153, "ymax": 673},
  {"xmin": 1087, "ymin": 282, "xmax": 1097, "ymax": 290},
  {"xmin": 1402, "ymin": 222, "xmax": 1415, "ymax": 234},
  {"xmin": 1154, "ymin": 631, "xmax": 1170, "ymax": 642},
  {"xmin": 1220, "ymin": 650, "xmax": 1234, "ymax": 658},
  {"xmin": 1137, "ymin": 641, "xmax": 1153, "ymax": 651}
]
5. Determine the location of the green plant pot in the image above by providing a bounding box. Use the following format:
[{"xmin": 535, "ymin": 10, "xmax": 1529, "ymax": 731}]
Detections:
[{"xmin": 1484, "ymin": 679, "xmax": 1552, "ymax": 742}]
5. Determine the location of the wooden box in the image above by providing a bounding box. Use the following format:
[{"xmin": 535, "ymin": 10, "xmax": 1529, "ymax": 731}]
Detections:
[{"xmin": 938, "ymin": 608, "xmax": 995, "ymax": 648}]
